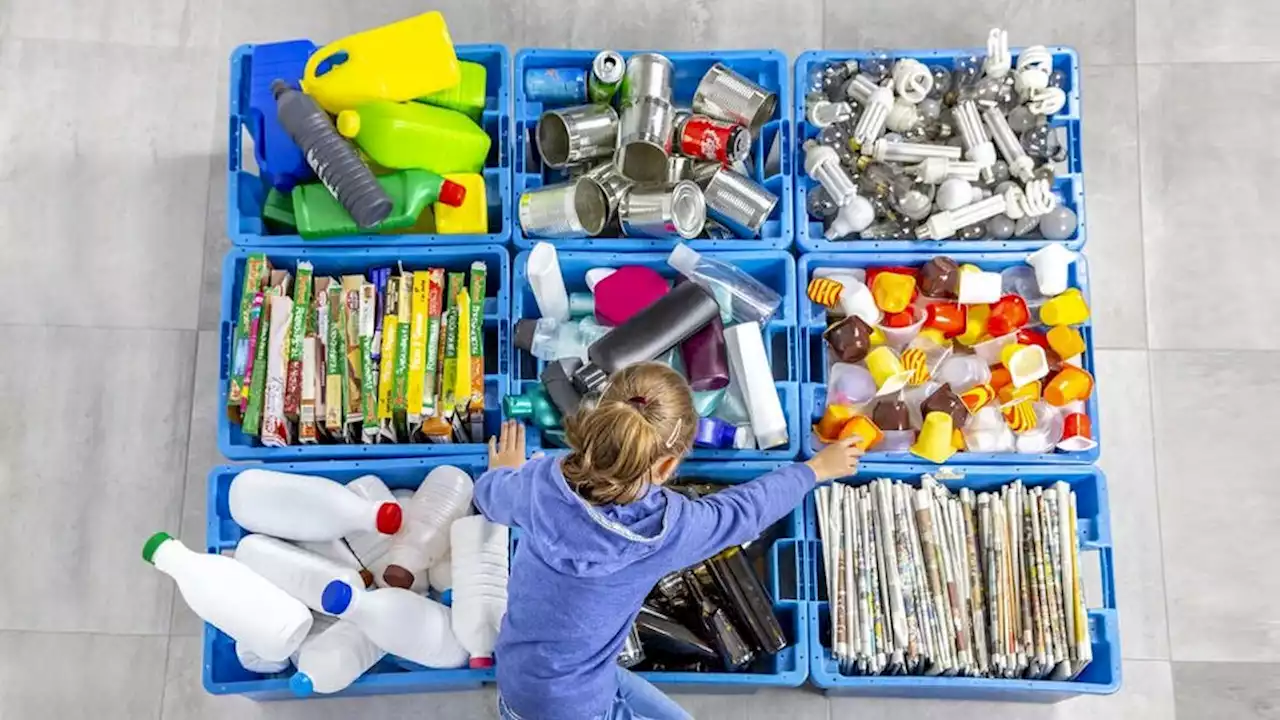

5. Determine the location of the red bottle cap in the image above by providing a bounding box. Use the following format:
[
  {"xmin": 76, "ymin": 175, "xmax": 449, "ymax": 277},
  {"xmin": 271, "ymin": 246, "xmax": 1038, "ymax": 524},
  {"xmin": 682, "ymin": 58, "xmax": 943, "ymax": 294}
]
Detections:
[
  {"xmin": 470, "ymin": 657, "xmax": 495, "ymax": 669},
  {"xmin": 438, "ymin": 179, "xmax": 467, "ymax": 207},
  {"xmin": 376, "ymin": 502, "xmax": 403, "ymax": 534}
]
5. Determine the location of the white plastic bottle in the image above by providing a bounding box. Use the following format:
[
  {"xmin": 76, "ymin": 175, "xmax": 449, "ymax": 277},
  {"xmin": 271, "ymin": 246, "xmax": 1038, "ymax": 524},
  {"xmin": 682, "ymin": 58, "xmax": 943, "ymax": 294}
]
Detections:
[
  {"xmin": 289, "ymin": 619, "xmax": 386, "ymax": 696},
  {"xmin": 235, "ymin": 534, "xmax": 366, "ymax": 613},
  {"xmin": 429, "ymin": 558, "xmax": 454, "ymax": 603},
  {"xmin": 236, "ymin": 642, "xmax": 291, "ymax": 674},
  {"xmin": 528, "ymin": 241, "xmax": 570, "ymax": 322},
  {"xmin": 449, "ymin": 515, "xmax": 510, "ymax": 667},
  {"xmin": 143, "ymin": 532, "xmax": 312, "ymax": 662},
  {"xmin": 382, "ymin": 466, "xmax": 474, "ymax": 590},
  {"xmin": 229, "ymin": 469, "xmax": 402, "ymax": 542},
  {"xmin": 342, "ymin": 475, "xmax": 400, "ymax": 566},
  {"xmin": 297, "ymin": 539, "xmax": 374, "ymax": 588},
  {"xmin": 724, "ymin": 322, "xmax": 789, "ymax": 449},
  {"xmin": 320, "ymin": 580, "xmax": 469, "ymax": 669}
]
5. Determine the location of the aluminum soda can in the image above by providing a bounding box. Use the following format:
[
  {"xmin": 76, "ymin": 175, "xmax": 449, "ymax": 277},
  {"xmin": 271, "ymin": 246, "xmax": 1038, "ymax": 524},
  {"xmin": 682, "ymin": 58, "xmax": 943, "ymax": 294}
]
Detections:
[
  {"xmin": 701, "ymin": 167, "xmax": 778, "ymax": 237},
  {"xmin": 519, "ymin": 178, "xmax": 609, "ymax": 238},
  {"xmin": 692, "ymin": 63, "xmax": 778, "ymax": 135},
  {"xmin": 524, "ymin": 67, "xmax": 588, "ymax": 105},
  {"xmin": 620, "ymin": 180, "xmax": 706, "ymax": 239},
  {"xmin": 620, "ymin": 53, "xmax": 674, "ymax": 107},
  {"xmin": 536, "ymin": 104, "xmax": 618, "ymax": 168},
  {"xmin": 588, "ymin": 51, "xmax": 625, "ymax": 104},
  {"xmin": 677, "ymin": 114, "xmax": 752, "ymax": 164}
]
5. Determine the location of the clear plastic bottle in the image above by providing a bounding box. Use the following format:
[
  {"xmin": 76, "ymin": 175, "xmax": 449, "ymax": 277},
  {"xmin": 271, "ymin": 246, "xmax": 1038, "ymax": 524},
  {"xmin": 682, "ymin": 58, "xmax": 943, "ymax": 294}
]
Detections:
[
  {"xmin": 667, "ymin": 244, "xmax": 782, "ymax": 325},
  {"xmin": 382, "ymin": 466, "xmax": 474, "ymax": 590},
  {"xmin": 289, "ymin": 619, "xmax": 386, "ymax": 696},
  {"xmin": 320, "ymin": 581, "xmax": 469, "ymax": 669},
  {"xmin": 450, "ymin": 515, "xmax": 510, "ymax": 667}
]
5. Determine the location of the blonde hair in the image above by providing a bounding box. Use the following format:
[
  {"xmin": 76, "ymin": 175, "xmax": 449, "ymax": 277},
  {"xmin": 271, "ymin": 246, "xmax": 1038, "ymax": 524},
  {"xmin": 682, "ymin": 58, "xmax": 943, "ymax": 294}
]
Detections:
[{"xmin": 562, "ymin": 363, "xmax": 698, "ymax": 506}]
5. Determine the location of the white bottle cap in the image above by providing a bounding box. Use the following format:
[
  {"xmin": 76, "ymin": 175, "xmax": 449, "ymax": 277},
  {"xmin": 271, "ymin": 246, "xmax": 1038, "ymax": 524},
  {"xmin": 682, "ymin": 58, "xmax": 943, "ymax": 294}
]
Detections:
[{"xmin": 667, "ymin": 243, "xmax": 701, "ymax": 275}]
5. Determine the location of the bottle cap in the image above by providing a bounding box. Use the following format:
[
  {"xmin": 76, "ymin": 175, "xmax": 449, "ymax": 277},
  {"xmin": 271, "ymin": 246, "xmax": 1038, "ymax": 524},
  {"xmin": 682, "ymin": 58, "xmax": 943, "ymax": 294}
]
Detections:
[
  {"xmin": 289, "ymin": 673, "xmax": 314, "ymax": 697},
  {"xmin": 382, "ymin": 564, "xmax": 416, "ymax": 590},
  {"xmin": 667, "ymin": 244, "xmax": 701, "ymax": 275},
  {"xmin": 469, "ymin": 657, "xmax": 495, "ymax": 669},
  {"xmin": 572, "ymin": 363, "xmax": 608, "ymax": 394},
  {"xmin": 376, "ymin": 502, "xmax": 403, "ymax": 535},
  {"xmin": 440, "ymin": 589, "xmax": 454, "ymax": 607},
  {"xmin": 141, "ymin": 531, "xmax": 173, "ymax": 564},
  {"xmin": 320, "ymin": 580, "xmax": 354, "ymax": 615},
  {"xmin": 335, "ymin": 110, "xmax": 361, "ymax": 138},
  {"xmin": 438, "ymin": 179, "xmax": 467, "ymax": 207}
]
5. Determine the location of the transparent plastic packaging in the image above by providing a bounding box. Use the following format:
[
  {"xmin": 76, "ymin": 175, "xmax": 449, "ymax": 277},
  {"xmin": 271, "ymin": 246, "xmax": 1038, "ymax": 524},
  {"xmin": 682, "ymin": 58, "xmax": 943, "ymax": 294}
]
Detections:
[{"xmin": 667, "ymin": 245, "xmax": 782, "ymax": 325}]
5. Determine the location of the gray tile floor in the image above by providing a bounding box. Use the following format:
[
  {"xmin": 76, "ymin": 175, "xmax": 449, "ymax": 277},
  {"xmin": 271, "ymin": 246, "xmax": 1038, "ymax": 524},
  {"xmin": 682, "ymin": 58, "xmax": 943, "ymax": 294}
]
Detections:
[{"xmin": 1, "ymin": 1, "xmax": 1276, "ymax": 718}]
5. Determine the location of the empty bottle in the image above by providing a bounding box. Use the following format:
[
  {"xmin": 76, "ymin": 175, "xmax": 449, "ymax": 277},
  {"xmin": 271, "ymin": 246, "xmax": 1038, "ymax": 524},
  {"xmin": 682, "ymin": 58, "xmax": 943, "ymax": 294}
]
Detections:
[
  {"xmin": 685, "ymin": 571, "xmax": 755, "ymax": 671},
  {"xmin": 235, "ymin": 642, "xmax": 291, "ymax": 674},
  {"xmin": 667, "ymin": 244, "xmax": 782, "ymax": 325},
  {"xmin": 679, "ymin": 312, "xmax": 729, "ymax": 392},
  {"xmin": 724, "ymin": 322, "xmax": 789, "ymax": 450},
  {"xmin": 143, "ymin": 532, "xmax": 312, "ymax": 662},
  {"xmin": 344, "ymin": 475, "xmax": 398, "ymax": 566},
  {"xmin": 575, "ymin": 281, "xmax": 721, "ymax": 394},
  {"xmin": 382, "ymin": 465, "xmax": 474, "ymax": 590},
  {"xmin": 429, "ymin": 557, "xmax": 454, "ymax": 603},
  {"xmin": 419, "ymin": 60, "xmax": 488, "ymax": 123},
  {"xmin": 707, "ymin": 545, "xmax": 787, "ymax": 654},
  {"xmin": 272, "ymin": 80, "xmax": 392, "ymax": 229},
  {"xmin": 528, "ymin": 242, "xmax": 570, "ymax": 322},
  {"xmin": 450, "ymin": 515, "xmax": 509, "ymax": 667},
  {"xmin": 321, "ymin": 580, "xmax": 469, "ymax": 668},
  {"xmin": 503, "ymin": 384, "xmax": 563, "ymax": 431},
  {"xmin": 337, "ymin": 100, "xmax": 492, "ymax": 175},
  {"xmin": 234, "ymin": 534, "xmax": 365, "ymax": 613},
  {"xmin": 229, "ymin": 469, "xmax": 403, "ymax": 542},
  {"xmin": 289, "ymin": 619, "xmax": 386, "ymax": 696},
  {"xmin": 292, "ymin": 169, "xmax": 466, "ymax": 239},
  {"xmin": 297, "ymin": 539, "xmax": 374, "ymax": 588}
]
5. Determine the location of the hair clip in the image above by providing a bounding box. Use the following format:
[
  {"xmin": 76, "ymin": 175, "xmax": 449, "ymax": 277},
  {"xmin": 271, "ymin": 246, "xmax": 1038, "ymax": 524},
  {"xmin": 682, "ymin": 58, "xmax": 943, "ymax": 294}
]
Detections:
[{"xmin": 628, "ymin": 396, "xmax": 648, "ymax": 407}]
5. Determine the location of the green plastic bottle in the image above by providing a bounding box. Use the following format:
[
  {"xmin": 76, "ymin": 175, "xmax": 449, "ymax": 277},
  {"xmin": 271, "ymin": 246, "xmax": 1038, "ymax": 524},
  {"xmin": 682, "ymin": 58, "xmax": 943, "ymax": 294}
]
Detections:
[
  {"xmin": 262, "ymin": 188, "xmax": 297, "ymax": 231},
  {"xmin": 502, "ymin": 386, "xmax": 562, "ymax": 431},
  {"xmin": 292, "ymin": 169, "xmax": 466, "ymax": 239},
  {"xmin": 419, "ymin": 61, "xmax": 488, "ymax": 123},
  {"xmin": 336, "ymin": 100, "xmax": 492, "ymax": 175}
]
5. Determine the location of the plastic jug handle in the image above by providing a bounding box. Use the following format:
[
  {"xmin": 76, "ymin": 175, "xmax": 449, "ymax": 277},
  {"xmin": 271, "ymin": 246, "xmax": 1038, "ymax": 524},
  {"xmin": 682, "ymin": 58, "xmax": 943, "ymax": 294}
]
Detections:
[{"xmin": 303, "ymin": 43, "xmax": 351, "ymax": 84}]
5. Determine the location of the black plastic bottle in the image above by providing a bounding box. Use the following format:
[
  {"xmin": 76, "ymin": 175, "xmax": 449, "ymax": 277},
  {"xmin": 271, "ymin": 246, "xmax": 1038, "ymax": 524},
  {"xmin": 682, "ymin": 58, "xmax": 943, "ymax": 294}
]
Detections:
[
  {"xmin": 272, "ymin": 80, "xmax": 392, "ymax": 228},
  {"xmin": 573, "ymin": 281, "xmax": 720, "ymax": 394},
  {"xmin": 707, "ymin": 546, "xmax": 788, "ymax": 654}
]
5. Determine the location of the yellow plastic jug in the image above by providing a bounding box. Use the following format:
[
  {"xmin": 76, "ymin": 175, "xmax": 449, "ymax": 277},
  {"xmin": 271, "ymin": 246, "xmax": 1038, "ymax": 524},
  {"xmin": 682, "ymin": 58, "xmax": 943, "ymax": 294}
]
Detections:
[
  {"xmin": 301, "ymin": 12, "xmax": 461, "ymax": 114},
  {"xmin": 434, "ymin": 174, "xmax": 488, "ymax": 234}
]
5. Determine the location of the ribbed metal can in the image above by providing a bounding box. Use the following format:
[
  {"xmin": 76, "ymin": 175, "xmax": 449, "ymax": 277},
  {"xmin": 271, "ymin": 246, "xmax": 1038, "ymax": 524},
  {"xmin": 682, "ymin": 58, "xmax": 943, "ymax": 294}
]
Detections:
[
  {"xmin": 518, "ymin": 177, "xmax": 609, "ymax": 238},
  {"xmin": 692, "ymin": 63, "xmax": 777, "ymax": 135},
  {"xmin": 702, "ymin": 167, "xmax": 777, "ymax": 237}
]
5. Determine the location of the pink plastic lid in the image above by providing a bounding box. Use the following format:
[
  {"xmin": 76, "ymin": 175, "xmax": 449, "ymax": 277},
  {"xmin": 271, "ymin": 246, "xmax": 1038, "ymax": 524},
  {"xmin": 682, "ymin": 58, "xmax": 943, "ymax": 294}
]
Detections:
[{"xmin": 470, "ymin": 657, "xmax": 495, "ymax": 669}]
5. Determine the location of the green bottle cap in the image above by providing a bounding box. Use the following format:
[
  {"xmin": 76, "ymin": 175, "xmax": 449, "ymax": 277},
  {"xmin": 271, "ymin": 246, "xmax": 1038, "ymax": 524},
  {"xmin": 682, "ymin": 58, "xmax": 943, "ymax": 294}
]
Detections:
[{"xmin": 142, "ymin": 531, "xmax": 174, "ymax": 564}]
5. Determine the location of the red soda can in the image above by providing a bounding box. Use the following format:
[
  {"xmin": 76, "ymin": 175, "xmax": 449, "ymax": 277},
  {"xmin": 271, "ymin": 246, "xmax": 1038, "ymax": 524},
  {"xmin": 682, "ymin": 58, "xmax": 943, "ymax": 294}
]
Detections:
[{"xmin": 677, "ymin": 115, "xmax": 751, "ymax": 164}]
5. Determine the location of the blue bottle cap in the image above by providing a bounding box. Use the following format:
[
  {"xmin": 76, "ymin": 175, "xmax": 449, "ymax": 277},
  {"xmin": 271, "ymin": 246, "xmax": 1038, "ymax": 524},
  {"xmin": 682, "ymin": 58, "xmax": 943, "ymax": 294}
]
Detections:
[
  {"xmin": 440, "ymin": 588, "xmax": 453, "ymax": 607},
  {"xmin": 321, "ymin": 580, "xmax": 353, "ymax": 615},
  {"xmin": 289, "ymin": 672, "xmax": 314, "ymax": 697}
]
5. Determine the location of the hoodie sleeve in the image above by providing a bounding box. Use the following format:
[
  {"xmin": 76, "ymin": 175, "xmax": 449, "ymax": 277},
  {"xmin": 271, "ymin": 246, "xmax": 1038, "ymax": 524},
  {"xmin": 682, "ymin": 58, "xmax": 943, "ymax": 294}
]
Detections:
[
  {"xmin": 662, "ymin": 462, "xmax": 816, "ymax": 571},
  {"xmin": 472, "ymin": 465, "xmax": 529, "ymax": 529}
]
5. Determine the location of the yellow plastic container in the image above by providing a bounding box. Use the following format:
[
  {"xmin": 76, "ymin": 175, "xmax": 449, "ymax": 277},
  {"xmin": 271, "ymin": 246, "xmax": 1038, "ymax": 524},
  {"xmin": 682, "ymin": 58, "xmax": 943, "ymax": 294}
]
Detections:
[
  {"xmin": 302, "ymin": 12, "xmax": 461, "ymax": 114},
  {"xmin": 434, "ymin": 174, "xmax": 489, "ymax": 234}
]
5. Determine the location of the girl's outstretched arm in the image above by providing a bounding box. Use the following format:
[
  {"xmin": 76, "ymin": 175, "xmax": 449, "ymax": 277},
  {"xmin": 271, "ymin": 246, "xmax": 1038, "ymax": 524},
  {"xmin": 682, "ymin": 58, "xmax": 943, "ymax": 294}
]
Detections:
[{"xmin": 472, "ymin": 421, "xmax": 533, "ymax": 528}]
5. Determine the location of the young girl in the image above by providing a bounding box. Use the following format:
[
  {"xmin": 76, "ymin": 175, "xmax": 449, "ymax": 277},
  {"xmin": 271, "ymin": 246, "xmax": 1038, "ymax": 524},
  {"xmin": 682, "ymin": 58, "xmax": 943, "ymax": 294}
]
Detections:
[{"xmin": 474, "ymin": 363, "xmax": 863, "ymax": 720}]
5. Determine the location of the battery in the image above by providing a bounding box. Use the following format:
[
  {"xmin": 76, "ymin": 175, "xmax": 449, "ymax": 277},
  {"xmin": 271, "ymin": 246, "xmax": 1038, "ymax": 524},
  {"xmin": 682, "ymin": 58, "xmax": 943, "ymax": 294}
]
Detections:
[{"xmin": 677, "ymin": 115, "xmax": 752, "ymax": 165}]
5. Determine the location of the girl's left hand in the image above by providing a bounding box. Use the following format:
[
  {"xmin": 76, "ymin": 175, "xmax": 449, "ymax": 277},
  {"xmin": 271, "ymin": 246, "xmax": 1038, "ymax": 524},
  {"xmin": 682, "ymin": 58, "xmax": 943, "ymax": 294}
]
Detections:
[{"xmin": 489, "ymin": 420, "xmax": 527, "ymax": 470}]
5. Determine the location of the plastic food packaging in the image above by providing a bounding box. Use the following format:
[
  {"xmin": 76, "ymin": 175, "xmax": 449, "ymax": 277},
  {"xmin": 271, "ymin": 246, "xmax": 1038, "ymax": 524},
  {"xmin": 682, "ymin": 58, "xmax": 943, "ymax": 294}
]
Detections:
[
  {"xmin": 1039, "ymin": 288, "xmax": 1091, "ymax": 327},
  {"xmin": 871, "ymin": 271, "xmax": 916, "ymax": 313},
  {"xmin": 824, "ymin": 315, "xmax": 874, "ymax": 363},
  {"xmin": 668, "ymin": 245, "xmax": 782, "ymax": 325},
  {"xmin": 1044, "ymin": 365, "xmax": 1094, "ymax": 406},
  {"xmin": 877, "ymin": 307, "xmax": 926, "ymax": 349},
  {"xmin": 865, "ymin": 346, "xmax": 913, "ymax": 396},
  {"xmin": 301, "ymin": 11, "xmax": 461, "ymax": 113},
  {"xmin": 1047, "ymin": 325, "xmax": 1086, "ymax": 360},
  {"xmin": 826, "ymin": 363, "xmax": 878, "ymax": 407},
  {"xmin": 987, "ymin": 294, "xmax": 1031, "ymax": 336},
  {"xmin": 143, "ymin": 532, "xmax": 312, "ymax": 663},
  {"xmin": 911, "ymin": 411, "xmax": 957, "ymax": 463}
]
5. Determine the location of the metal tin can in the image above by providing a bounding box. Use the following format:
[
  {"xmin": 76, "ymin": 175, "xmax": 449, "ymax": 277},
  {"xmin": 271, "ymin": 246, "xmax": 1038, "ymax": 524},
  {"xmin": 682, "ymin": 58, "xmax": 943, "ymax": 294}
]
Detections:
[
  {"xmin": 518, "ymin": 178, "xmax": 609, "ymax": 238},
  {"xmin": 620, "ymin": 180, "xmax": 706, "ymax": 239},
  {"xmin": 702, "ymin": 167, "xmax": 778, "ymax": 237},
  {"xmin": 536, "ymin": 104, "xmax": 619, "ymax": 168},
  {"xmin": 677, "ymin": 114, "xmax": 752, "ymax": 164},
  {"xmin": 616, "ymin": 96, "xmax": 675, "ymax": 183},
  {"xmin": 690, "ymin": 161, "xmax": 723, "ymax": 188},
  {"xmin": 692, "ymin": 63, "xmax": 778, "ymax": 135},
  {"xmin": 665, "ymin": 156, "xmax": 693, "ymax": 185},
  {"xmin": 620, "ymin": 53, "xmax": 674, "ymax": 107},
  {"xmin": 588, "ymin": 50, "xmax": 625, "ymax": 104},
  {"xmin": 581, "ymin": 162, "xmax": 635, "ymax": 220},
  {"xmin": 523, "ymin": 67, "xmax": 589, "ymax": 105}
]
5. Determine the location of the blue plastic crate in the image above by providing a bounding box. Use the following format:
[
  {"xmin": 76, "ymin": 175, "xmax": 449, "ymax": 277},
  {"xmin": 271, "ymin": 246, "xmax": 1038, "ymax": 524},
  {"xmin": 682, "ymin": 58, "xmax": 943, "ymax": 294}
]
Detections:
[
  {"xmin": 217, "ymin": 245, "xmax": 510, "ymax": 461},
  {"xmin": 513, "ymin": 49, "xmax": 793, "ymax": 251},
  {"xmin": 793, "ymin": 48, "xmax": 1085, "ymax": 253},
  {"xmin": 803, "ymin": 462, "xmax": 1120, "ymax": 700},
  {"xmin": 798, "ymin": 252, "xmax": 1100, "ymax": 464},
  {"xmin": 512, "ymin": 250, "xmax": 802, "ymax": 460},
  {"xmin": 203, "ymin": 458, "xmax": 809, "ymax": 698},
  {"xmin": 228, "ymin": 43, "xmax": 512, "ymax": 247}
]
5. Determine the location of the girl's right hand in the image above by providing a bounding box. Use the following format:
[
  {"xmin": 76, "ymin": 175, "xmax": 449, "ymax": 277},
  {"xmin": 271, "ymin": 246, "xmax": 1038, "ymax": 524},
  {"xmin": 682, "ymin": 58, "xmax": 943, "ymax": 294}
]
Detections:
[
  {"xmin": 489, "ymin": 420, "xmax": 527, "ymax": 471},
  {"xmin": 805, "ymin": 436, "xmax": 864, "ymax": 482}
]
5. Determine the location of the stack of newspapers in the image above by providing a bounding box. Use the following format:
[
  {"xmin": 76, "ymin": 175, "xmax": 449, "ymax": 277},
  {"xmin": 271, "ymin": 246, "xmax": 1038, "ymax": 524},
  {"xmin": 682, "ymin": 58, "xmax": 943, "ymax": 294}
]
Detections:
[{"xmin": 815, "ymin": 475, "xmax": 1092, "ymax": 679}]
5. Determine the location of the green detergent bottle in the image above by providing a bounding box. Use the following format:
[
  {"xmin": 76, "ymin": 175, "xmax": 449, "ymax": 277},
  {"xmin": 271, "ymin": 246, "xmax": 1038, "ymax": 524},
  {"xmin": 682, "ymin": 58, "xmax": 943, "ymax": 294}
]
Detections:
[
  {"xmin": 293, "ymin": 169, "xmax": 467, "ymax": 239},
  {"xmin": 336, "ymin": 100, "xmax": 492, "ymax": 175},
  {"xmin": 419, "ymin": 61, "xmax": 488, "ymax": 123}
]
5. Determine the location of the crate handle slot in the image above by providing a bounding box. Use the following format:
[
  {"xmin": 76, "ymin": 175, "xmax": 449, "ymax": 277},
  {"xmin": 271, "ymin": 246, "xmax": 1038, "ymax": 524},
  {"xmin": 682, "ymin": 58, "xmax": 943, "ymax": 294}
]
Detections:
[{"xmin": 219, "ymin": 321, "xmax": 233, "ymax": 379}]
